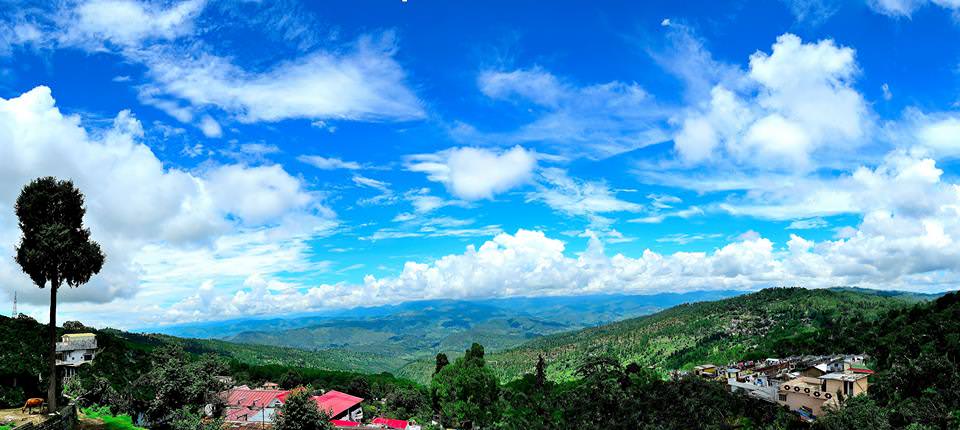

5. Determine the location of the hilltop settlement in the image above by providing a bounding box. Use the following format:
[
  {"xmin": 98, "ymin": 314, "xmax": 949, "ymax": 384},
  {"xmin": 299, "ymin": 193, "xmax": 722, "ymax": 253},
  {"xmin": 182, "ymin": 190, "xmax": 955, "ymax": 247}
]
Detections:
[{"xmin": 693, "ymin": 354, "xmax": 873, "ymax": 421}]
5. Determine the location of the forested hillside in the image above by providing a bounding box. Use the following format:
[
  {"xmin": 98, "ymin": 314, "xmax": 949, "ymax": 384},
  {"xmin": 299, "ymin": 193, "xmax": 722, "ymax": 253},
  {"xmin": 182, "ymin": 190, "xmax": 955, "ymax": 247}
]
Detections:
[
  {"xmin": 0, "ymin": 316, "xmax": 424, "ymax": 422},
  {"xmin": 398, "ymin": 288, "xmax": 927, "ymax": 383}
]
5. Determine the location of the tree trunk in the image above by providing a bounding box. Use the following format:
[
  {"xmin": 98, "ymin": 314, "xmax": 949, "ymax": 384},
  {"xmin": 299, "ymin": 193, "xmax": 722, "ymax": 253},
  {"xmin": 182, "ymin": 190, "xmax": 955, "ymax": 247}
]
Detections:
[{"xmin": 47, "ymin": 282, "xmax": 58, "ymax": 412}]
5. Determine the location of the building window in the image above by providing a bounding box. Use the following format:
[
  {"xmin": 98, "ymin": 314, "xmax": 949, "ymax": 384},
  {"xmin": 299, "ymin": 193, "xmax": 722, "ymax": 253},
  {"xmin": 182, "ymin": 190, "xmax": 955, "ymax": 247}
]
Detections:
[{"xmin": 778, "ymin": 394, "xmax": 787, "ymax": 402}]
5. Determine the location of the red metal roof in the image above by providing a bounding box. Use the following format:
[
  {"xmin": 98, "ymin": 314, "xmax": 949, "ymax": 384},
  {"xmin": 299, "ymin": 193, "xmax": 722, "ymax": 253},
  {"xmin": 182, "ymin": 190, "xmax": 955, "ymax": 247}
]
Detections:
[
  {"xmin": 223, "ymin": 389, "xmax": 287, "ymax": 409},
  {"xmin": 372, "ymin": 417, "xmax": 408, "ymax": 429},
  {"xmin": 849, "ymin": 367, "xmax": 875, "ymax": 374},
  {"xmin": 329, "ymin": 420, "xmax": 361, "ymax": 427},
  {"xmin": 300, "ymin": 390, "xmax": 363, "ymax": 418},
  {"xmin": 224, "ymin": 407, "xmax": 255, "ymax": 422}
]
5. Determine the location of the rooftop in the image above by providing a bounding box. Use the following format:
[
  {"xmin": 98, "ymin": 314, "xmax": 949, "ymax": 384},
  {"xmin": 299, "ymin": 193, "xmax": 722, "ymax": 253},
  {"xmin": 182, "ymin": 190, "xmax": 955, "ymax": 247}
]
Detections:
[
  {"xmin": 56, "ymin": 333, "xmax": 97, "ymax": 352},
  {"xmin": 820, "ymin": 372, "xmax": 871, "ymax": 381}
]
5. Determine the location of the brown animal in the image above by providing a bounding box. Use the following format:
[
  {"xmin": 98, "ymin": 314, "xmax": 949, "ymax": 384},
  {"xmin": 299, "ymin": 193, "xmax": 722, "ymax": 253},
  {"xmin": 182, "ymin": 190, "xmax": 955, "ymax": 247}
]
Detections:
[{"xmin": 21, "ymin": 398, "xmax": 44, "ymax": 414}]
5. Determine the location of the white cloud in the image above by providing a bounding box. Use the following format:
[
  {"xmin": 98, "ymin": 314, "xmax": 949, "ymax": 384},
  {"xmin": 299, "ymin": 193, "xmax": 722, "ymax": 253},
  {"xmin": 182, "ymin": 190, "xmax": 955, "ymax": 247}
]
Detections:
[
  {"xmin": 673, "ymin": 33, "xmax": 869, "ymax": 170},
  {"xmin": 908, "ymin": 110, "xmax": 960, "ymax": 158},
  {"xmin": 136, "ymin": 34, "xmax": 423, "ymax": 124},
  {"xmin": 629, "ymin": 206, "xmax": 704, "ymax": 224},
  {"xmin": 7, "ymin": 1, "xmax": 424, "ymax": 128},
  {"xmin": 298, "ymin": 155, "xmax": 362, "ymax": 170},
  {"xmin": 58, "ymin": 0, "xmax": 206, "ymax": 48},
  {"xmin": 787, "ymin": 218, "xmax": 829, "ymax": 229},
  {"xmin": 529, "ymin": 168, "xmax": 643, "ymax": 229},
  {"xmin": 783, "ymin": 0, "xmax": 840, "ymax": 23},
  {"xmin": 866, "ymin": 0, "xmax": 960, "ymax": 17},
  {"xmin": 407, "ymin": 146, "xmax": 538, "ymax": 200},
  {"xmin": 199, "ymin": 115, "xmax": 222, "ymax": 138},
  {"xmin": 713, "ymin": 151, "xmax": 952, "ymax": 221},
  {"xmin": 474, "ymin": 68, "xmax": 669, "ymax": 159},
  {"xmin": 0, "ymin": 86, "xmax": 333, "ymax": 315},
  {"xmin": 164, "ymin": 213, "xmax": 960, "ymax": 323}
]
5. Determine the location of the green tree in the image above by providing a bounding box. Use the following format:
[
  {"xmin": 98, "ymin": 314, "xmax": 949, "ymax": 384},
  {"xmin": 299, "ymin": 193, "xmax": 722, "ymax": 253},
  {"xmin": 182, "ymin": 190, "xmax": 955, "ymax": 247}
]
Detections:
[
  {"xmin": 434, "ymin": 353, "xmax": 449, "ymax": 376},
  {"xmin": 14, "ymin": 177, "xmax": 105, "ymax": 410},
  {"xmin": 171, "ymin": 406, "xmax": 223, "ymax": 430},
  {"xmin": 534, "ymin": 355, "xmax": 546, "ymax": 389},
  {"xmin": 273, "ymin": 389, "xmax": 332, "ymax": 430},
  {"xmin": 132, "ymin": 345, "xmax": 227, "ymax": 426},
  {"xmin": 431, "ymin": 344, "xmax": 499, "ymax": 429},
  {"xmin": 812, "ymin": 396, "xmax": 891, "ymax": 430}
]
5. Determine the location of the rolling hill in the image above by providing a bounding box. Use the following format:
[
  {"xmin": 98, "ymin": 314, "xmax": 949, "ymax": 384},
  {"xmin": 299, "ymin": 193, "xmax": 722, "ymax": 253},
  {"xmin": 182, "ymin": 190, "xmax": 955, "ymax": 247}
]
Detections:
[
  {"xmin": 396, "ymin": 287, "xmax": 941, "ymax": 383},
  {"xmin": 147, "ymin": 290, "xmax": 742, "ymax": 362}
]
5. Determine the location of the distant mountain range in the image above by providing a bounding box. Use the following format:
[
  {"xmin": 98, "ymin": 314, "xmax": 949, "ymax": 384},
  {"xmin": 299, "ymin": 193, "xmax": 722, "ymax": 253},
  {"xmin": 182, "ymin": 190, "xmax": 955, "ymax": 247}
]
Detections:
[
  {"xmin": 139, "ymin": 287, "xmax": 949, "ymax": 385},
  {"xmin": 141, "ymin": 290, "xmax": 745, "ymax": 359}
]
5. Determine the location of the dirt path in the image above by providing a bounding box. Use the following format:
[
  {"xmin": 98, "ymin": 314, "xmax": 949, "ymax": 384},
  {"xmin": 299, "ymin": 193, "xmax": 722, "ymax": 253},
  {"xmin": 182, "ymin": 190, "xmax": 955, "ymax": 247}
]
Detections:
[
  {"xmin": 0, "ymin": 407, "xmax": 48, "ymax": 428},
  {"xmin": 78, "ymin": 416, "xmax": 107, "ymax": 430}
]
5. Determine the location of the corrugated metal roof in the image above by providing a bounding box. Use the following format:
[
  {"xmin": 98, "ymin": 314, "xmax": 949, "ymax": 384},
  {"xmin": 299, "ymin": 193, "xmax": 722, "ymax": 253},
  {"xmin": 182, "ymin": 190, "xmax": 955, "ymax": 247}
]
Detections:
[
  {"xmin": 308, "ymin": 390, "xmax": 363, "ymax": 418},
  {"xmin": 372, "ymin": 417, "xmax": 408, "ymax": 429},
  {"xmin": 223, "ymin": 389, "xmax": 287, "ymax": 410}
]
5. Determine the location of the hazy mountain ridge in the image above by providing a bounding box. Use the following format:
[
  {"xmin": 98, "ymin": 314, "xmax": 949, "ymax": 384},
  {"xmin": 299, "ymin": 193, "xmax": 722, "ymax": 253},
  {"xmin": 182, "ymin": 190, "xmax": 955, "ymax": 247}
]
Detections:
[{"xmin": 170, "ymin": 291, "xmax": 743, "ymax": 360}]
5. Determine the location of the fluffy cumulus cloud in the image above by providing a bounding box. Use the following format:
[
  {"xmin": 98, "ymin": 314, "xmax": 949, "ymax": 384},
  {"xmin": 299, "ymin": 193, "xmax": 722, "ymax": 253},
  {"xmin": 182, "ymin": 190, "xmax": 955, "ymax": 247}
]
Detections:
[
  {"xmin": 474, "ymin": 68, "xmax": 669, "ymax": 159},
  {"xmin": 673, "ymin": 33, "xmax": 869, "ymax": 170},
  {"xmin": 406, "ymin": 146, "xmax": 538, "ymax": 200},
  {"xmin": 0, "ymin": 86, "xmax": 333, "ymax": 315},
  {"xmin": 165, "ymin": 203, "xmax": 960, "ymax": 322}
]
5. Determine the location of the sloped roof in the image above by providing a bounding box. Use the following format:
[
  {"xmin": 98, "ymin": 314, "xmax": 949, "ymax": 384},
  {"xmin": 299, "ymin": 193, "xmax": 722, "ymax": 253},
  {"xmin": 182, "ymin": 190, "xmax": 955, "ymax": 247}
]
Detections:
[
  {"xmin": 311, "ymin": 390, "xmax": 363, "ymax": 418},
  {"xmin": 330, "ymin": 420, "xmax": 361, "ymax": 427},
  {"xmin": 225, "ymin": 407, "xmax": 255, "ymax": 422},
  {"xmin": 223, "ymin": 389, "xmax": 287, "ymax": 409},
  {"xmin": 372, "ymin": 417, "xmax": 408, "ymax": 429}
]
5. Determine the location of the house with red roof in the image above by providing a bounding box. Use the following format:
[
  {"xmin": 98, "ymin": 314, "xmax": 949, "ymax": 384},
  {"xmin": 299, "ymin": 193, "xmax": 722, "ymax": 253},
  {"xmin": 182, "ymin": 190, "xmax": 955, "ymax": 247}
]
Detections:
[
  {"xmin": 221, "ymin": 388, "xmax": 364, "ymax": 424},
  {"xmin": 311, "ymin": 390, "xmax": 364, "ymax": 422}
]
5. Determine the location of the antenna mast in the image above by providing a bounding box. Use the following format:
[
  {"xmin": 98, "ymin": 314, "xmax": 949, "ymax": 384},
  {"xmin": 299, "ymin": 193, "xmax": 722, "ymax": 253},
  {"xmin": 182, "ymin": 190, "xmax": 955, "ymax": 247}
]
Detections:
[{"xmin": 12, "ymin": 291, "xmax": 16, "ymax": 317}]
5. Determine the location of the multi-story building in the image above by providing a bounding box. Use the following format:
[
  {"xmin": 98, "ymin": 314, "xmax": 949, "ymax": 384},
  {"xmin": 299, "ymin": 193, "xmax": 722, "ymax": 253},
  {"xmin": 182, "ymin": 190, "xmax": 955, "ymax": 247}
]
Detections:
[
  {"xmin": 55, "ymin": 333, "xmax": 98, "ymax": 379},
  {"xmin": 776, "ymin": 368, "xmax": 872, "ymax": 420}
]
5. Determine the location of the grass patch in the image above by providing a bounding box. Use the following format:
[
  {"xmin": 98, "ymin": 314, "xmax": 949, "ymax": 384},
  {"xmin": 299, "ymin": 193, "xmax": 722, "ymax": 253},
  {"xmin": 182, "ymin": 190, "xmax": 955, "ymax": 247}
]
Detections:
[
  {"xmin": 80, "ymin": 406, "xmax": 145, "ymax": 430},
  {"xmin": 1, "ymin": 425, "xmax": 13, "ymax": 430}
]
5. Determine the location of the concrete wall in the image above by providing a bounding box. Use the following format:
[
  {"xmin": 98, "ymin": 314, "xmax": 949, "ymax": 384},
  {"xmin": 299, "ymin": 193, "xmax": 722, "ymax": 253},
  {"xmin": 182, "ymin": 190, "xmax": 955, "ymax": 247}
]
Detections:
[
  {"xmin": 728, "ymin": 379, "xmax": 778, "ymax": 403},
  {"xmin": 14, "ymin": 405, "xmax": 77, "ymax": 430}
]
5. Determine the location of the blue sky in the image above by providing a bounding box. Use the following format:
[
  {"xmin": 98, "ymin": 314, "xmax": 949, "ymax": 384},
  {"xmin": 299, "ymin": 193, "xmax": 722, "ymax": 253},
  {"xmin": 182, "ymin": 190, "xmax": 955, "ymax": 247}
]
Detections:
[{"xmin": 3, "ymin": 0, "xmax": 960, "ymax": 328}]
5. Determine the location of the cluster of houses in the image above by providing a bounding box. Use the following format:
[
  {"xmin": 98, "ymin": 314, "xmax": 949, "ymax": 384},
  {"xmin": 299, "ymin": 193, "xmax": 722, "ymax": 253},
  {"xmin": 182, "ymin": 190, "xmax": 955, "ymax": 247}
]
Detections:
[
  {"xmin": 693, "ymin": 354, "xmax": 874, "ymax": 421},
  {"xmin": 220, "ymin": 384, "xmax": 421, "ymax": 430}
]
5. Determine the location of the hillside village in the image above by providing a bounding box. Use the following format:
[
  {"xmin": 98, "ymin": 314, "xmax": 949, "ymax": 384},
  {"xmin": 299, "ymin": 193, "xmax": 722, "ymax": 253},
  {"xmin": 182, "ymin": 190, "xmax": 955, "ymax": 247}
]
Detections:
[
  {"xmin": 693, "ymin": 354, "xmax": 873, "ymax": 421},
  {"xmin": 19, "ymin": 330, "xmax": 876, "ymax": 429}
]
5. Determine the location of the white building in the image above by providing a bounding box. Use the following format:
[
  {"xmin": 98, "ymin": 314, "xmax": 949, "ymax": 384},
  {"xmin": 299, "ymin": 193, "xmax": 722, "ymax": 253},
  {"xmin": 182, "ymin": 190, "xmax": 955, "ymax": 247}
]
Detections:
[
  {"xmin": 56, "ymin": 333, "xmax": 98, "ymax": 378},
  {"xmin": 728, "ymin": 372, "xmax": 780, "ymax": 403}
]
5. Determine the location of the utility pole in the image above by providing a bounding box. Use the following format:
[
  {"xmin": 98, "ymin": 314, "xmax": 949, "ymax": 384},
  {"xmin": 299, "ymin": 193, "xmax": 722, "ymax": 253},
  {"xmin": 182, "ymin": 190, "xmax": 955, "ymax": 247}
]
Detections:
[{"xmin": 12, "ymin": 291, "xmax": 16, "ymax": 318}]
